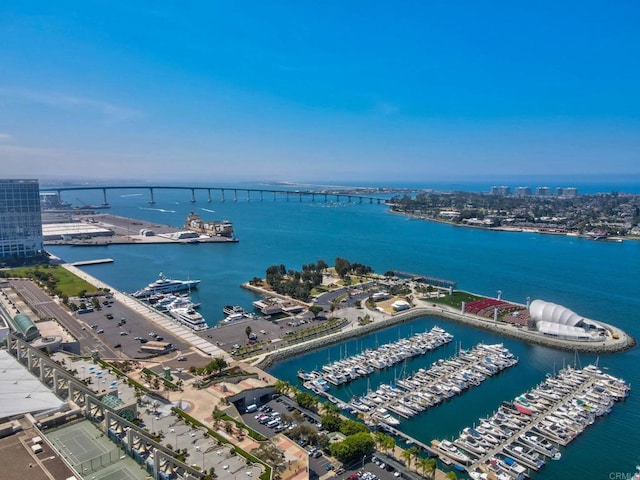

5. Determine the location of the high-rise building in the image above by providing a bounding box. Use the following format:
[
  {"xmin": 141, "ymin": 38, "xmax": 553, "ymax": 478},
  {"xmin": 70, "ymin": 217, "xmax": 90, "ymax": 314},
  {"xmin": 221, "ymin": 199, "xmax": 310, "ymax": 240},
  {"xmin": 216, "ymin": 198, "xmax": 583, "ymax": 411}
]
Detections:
[
  {"xmin": 490, "ymin": 185, "xmax": 510, "ymax": 196},
  {"xmin": 0, "ymin": 179, "xmax": 43, "ymax": 263},
  {"xmin": 515, "ymin": 186, "xmax": 532, "ymax": 196},
  {"xmin": 556, "ymin": 187, "xmax": 578, "ymax": 198},
  {"xmin": 535, "ymin": 186, "xmax": 552, "ymax": 197}
]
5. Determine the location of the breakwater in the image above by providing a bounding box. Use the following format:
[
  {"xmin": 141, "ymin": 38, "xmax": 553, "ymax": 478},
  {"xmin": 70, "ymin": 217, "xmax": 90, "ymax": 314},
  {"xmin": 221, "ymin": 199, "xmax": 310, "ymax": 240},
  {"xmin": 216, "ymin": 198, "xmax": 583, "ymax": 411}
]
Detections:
[{"xmin": 256, "ymin": 303, "xmax": 635, "ymax": 370}]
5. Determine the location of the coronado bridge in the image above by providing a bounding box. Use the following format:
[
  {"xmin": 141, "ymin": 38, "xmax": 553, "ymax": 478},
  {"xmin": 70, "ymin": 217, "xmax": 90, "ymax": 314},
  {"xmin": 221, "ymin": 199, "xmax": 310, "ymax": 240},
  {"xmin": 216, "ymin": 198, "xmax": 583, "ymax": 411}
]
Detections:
[{"xmin": 39, "ymin": 185, "xmax": 390, "ymax": 206}]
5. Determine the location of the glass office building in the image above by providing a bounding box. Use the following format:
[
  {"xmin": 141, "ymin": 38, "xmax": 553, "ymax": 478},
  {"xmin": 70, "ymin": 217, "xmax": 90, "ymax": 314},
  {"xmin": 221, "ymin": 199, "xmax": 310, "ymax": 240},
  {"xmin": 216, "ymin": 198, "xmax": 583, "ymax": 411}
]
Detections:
[{"xmin": 0, "ymin": 179, "xmax": 43, "ymax": 262}]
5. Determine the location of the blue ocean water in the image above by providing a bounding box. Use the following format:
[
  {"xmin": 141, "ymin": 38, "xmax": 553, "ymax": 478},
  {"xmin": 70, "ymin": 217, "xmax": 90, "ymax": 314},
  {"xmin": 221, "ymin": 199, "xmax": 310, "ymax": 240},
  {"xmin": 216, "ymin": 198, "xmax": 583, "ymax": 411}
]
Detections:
[{"xmin": 47, "ymin": 184, "xmax": 640, "ymax": 479}]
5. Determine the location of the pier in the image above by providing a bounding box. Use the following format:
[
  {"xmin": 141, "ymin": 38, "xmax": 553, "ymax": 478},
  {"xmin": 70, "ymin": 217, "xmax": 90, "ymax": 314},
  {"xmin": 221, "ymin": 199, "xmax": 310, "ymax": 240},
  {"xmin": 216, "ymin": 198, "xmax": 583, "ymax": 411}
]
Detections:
[{"xmin": 69, "ymin": 258, "xmax": 114, "ymax": 266}]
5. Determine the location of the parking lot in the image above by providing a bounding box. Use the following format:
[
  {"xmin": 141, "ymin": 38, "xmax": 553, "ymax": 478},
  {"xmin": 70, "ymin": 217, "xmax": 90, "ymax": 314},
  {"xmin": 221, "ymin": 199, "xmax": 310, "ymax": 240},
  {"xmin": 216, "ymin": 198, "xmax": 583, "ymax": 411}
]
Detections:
[
  {"xmin": 238, "ymin": 396, "xmax": 414, "ymax": 480},
  {"xmin": 72, "ymin": 296, "xmax": 192, "ymax": 359}
]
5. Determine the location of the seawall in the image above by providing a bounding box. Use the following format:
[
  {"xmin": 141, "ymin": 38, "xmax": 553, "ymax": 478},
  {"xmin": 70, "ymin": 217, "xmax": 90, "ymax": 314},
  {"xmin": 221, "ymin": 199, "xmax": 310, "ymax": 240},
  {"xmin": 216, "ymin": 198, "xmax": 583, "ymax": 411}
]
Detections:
[{"xmin": 256, "ymin": 304, "xmax": 635, "ymax": 370}]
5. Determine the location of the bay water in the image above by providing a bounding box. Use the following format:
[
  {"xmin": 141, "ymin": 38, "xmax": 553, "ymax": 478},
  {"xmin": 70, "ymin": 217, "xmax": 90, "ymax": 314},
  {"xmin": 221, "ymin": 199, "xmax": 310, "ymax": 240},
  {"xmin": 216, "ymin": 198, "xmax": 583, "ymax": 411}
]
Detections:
[{"xmin": 47, "ymin": 184, "xmax": 640, "ymax": 479}]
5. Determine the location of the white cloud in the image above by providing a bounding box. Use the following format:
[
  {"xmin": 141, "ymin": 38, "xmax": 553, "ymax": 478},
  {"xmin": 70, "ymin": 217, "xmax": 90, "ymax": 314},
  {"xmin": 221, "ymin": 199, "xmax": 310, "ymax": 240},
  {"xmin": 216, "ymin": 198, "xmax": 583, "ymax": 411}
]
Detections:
[
  {"xmin": 0, "ymin": 133, "xmax": 11, "ymax": 141},
  {"xmin": 0, "ymin": 87, "xmax": 142, "ymax": 122}
]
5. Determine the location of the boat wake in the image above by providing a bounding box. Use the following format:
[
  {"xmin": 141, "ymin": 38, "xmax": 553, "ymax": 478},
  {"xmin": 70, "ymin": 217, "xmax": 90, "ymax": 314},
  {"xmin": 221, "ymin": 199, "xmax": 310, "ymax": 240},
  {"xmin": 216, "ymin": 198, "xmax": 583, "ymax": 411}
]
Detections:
[
  {"xmin": 120, "ymin": 193, "xmax": 144, "ymax": 197},
  {"xmin": 200, "ymin": 208, "xmax": 216, "ymax": 213},
  {"xmin": 139, "ymin": 207, "xmax": 176, "ymax": 213}
]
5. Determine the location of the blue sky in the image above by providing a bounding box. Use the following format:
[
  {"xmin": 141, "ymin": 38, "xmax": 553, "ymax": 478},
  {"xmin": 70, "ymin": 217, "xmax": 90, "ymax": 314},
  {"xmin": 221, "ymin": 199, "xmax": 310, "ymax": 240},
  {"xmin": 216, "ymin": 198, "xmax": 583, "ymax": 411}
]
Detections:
[{"xmin": 1, "ymin": 1, "xmax": 639, "ymax": 184}]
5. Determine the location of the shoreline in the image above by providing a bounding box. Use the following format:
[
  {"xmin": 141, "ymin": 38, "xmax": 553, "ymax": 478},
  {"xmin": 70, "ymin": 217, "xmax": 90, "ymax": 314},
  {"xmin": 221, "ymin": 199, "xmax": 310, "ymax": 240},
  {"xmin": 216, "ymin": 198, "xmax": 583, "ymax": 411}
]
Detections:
[{"xmin": 391, "ymin": 209, "xmax": 637, "ymax": 242}]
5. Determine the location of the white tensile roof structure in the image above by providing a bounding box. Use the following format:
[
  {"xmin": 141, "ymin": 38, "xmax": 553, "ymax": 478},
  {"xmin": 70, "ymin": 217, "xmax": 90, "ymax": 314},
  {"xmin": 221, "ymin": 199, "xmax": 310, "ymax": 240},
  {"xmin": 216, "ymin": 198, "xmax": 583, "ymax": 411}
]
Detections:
[
  {"xmin": 529, "ymin": 299, "xmax": 604, "ymax": 340},
  {"xmin": 0, "ymin": 350, "xmax": 67, "ymax": 420}
]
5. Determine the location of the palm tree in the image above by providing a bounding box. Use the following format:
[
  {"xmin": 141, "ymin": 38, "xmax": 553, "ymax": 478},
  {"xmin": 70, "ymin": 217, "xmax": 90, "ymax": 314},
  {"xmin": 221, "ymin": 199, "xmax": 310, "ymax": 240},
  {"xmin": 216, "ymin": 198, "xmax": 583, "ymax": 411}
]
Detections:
[
  {"xmin": 401, "ymin": 449, "xmax": 413, "ymax": 470},
  {"xmin": 374, "ymin": 432, "xmax": 387, "ymax": 452},
  {"xmin": 445, "ymin": 472, "xmax": 457, "ymax": 480},
  {"xmin": 211, "ymin": 356, "xmax": 227, "ymax": 374},
  {"xmin": 407, "ymin": 446, "xmax": 419, "ymax": 471},
  {"xmin": 383, "ymin": 436, "xmax": 396, "ymax": 457},
  {"xmin": 418, "ymin": 457, "xmax": 436, "ymax": 479}
]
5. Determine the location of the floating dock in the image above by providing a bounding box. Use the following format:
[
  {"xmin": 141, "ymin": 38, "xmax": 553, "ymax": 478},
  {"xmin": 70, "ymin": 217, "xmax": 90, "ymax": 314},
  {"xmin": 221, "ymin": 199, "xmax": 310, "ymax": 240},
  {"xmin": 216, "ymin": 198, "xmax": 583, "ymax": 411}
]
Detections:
[{"xmin": 432, "ymin": 364, "xmax": 630, "ymax": 478}]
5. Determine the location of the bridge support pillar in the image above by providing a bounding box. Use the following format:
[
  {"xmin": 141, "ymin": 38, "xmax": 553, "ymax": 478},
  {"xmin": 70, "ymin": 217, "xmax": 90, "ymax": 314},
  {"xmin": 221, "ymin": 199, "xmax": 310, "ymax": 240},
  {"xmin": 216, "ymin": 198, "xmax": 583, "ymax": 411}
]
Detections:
[
  {"xmin": 299, "ymin": 192, "xmax": 302, "ymax": 201},
  {"xmin": 149, "ymin": 188, "xmax": 155, "ymax": 204},
  {"xmin": 286, "ymin": 192, "xmax": 289, "ymax": 202},
  {"xmin": 101, "ymin": 188, "xmax": 109, "ymax": 206},
  {"xmin": 247, "ymin": 190, "xmax": 250, "ymax": 202},
  {"xmin": 260, "ymin": 191, "xmax": 263, "ymax": 202},
  {"xmin": 233, "ymin": 189, "xmax": 238, "ymax": 202},
  {"xmin": 273, "ymin": 191, "xmax": 276, "ymax": 201},
  {"xmin": 324, "ymin": 194, "xmax": 328, "ymax": 202},
  {"xmin": 190, "ymin": 188, "xmax": 196, "ymax": 203},
  {"xmin": 207, "ymin": 189, "xmax": 212, "ymax": 203},
  {"xmin": 221, "ymin": 190, "xmax": 225, "ymax": 202}
]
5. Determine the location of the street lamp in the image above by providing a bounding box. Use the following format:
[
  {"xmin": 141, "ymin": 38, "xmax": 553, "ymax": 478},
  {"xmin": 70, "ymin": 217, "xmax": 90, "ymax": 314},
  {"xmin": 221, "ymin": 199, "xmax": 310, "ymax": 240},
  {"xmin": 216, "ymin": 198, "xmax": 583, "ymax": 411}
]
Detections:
[
  {"xmin": 196, "ymin": 445, "xmax": 204, "ymax": 469},
  {"xmin": 170, "ymin": 428, "xmax": 177, "ymax": 449}
]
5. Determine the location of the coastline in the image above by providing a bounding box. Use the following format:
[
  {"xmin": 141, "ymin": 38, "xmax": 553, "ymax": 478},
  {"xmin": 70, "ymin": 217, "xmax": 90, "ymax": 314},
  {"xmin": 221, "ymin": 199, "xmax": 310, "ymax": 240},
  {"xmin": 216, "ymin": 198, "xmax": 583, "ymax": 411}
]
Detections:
[{"xmin": 391, "ymin": 208, "xmax": 637, "ymax": 242}]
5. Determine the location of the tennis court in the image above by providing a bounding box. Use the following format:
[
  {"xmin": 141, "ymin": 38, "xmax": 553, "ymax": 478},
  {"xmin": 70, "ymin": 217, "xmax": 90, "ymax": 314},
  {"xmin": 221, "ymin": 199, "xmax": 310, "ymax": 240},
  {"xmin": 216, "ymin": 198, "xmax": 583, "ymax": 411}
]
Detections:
[{"xmin": 45, "ymin": 420, "xmax": 148, "ymax": 480}]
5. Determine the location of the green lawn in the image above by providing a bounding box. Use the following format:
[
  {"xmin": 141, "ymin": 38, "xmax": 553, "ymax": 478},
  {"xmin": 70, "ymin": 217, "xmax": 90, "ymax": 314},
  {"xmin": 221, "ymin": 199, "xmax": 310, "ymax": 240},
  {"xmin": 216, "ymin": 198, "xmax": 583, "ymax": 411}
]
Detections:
[
  {"xmin": 5, "ymin": 265, "xmax": 101, "ymax": 297},
  {"xmin": 430, "ymin": 291, "xmax": 482, "ymax": 309}
]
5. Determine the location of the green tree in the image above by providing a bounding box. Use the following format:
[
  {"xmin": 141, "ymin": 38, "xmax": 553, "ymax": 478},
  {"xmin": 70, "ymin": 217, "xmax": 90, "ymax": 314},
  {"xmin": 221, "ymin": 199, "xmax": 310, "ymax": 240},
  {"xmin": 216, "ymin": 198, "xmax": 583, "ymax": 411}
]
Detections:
[
  {"xmin": 209, "ymin": 357, "xmax": 228, "ymax": 374},
  {"xmin": 320, "ymin": 414, "xmax": 342, "ymax": 433},
  {"xmin": 245, "ymin": 325, "xmax": 252, "ymax": 338},
  {"xmin": 340, "ymin": 419, "xmax": 369, "ymax": 436},
  {"xmin": 329, "ymin": 432, "xmax": 374, "ymax": 464},
  {"xmin": 334, "ymin": 257, "xmax": 351, "ymax": 278},
  {"xmin": 294, "ymin": 390, "xmax": 317, "ymax": 409}
]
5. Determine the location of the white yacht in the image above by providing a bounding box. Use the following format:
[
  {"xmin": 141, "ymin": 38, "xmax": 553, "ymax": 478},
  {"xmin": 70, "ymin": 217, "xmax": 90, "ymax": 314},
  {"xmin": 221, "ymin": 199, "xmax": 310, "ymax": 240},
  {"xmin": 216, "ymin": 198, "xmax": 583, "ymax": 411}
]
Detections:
[
  {"xmin": 168, "ymin": 306, "xmax": 208, "ymax": 331},
  {"xmin": 133, "ymin": 272, "xmax": 200, "ymax": 298}
]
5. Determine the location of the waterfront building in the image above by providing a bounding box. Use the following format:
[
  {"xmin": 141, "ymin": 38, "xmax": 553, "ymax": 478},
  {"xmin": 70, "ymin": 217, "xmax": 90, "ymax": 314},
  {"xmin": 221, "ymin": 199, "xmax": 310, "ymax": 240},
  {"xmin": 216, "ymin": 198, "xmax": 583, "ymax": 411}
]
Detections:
[
  {"xmin": 490, "ymin": 185, "xmax": 510, "ymax": 196},
  {"xmin": 0, "ymin": 179, "xmax": 43, "ymax": 263},
  {"xmin": 514, "ymin": 186, "xmax": 532, "ymax": 196},
  {"xmin": 535, "ymin": 186, "xmax": 552, "ymax": 197},
  {"xmin": 556, "ymin": 187, "xmax": 578, "ymax": 198},
  {"xmin": 529, "ymin": 299, "xmax": 605, "ymax": 340}
]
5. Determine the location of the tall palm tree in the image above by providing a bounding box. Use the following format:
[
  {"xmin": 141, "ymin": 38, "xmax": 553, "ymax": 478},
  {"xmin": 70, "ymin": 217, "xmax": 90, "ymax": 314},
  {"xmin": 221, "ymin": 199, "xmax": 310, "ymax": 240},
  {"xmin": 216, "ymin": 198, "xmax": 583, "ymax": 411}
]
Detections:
[
  {"xmin": 383, "ymin": 436, "xmax": 396, "ymax": 457},
  {"xmin": 401, "ymin": 449, "xmax": 413, "ymax": 470},
  {"xmin": 374, "ymin": 432, "xmax": 387, "ymax": 452},
  {"xmin": 418, "ymin": 457, "xmax": 436, "ymax": 479},
  {"xmin": 407, "ymin": 446, "xmax": 419, "ymax": 471}
]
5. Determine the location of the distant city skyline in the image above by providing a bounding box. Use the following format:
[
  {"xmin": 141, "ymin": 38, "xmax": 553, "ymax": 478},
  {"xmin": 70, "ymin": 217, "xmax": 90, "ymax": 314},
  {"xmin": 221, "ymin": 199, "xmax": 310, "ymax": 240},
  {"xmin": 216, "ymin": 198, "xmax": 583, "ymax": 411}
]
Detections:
[{"xmin": 1, "ymin": 2, "xmax": 639, "ymax": 183}]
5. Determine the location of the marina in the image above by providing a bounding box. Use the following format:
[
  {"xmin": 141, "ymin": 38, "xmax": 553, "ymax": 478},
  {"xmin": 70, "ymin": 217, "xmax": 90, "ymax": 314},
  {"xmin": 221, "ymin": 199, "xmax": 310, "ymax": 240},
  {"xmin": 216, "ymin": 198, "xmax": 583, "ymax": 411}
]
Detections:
[
  {"xmin": 308, "ymin": 326, "xmax": 454, "ymax": 387},
  {"xmin": 433, "ymin": 364, "xmax": 630, "ymax": 478},
  {"xmin": 351, "ymin": 342, "xmax": 518, "ymax": 422}
]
